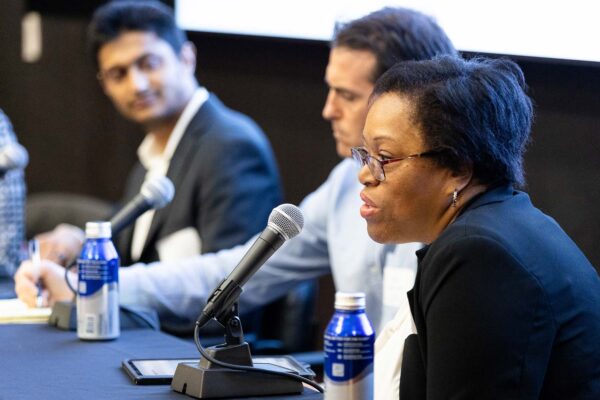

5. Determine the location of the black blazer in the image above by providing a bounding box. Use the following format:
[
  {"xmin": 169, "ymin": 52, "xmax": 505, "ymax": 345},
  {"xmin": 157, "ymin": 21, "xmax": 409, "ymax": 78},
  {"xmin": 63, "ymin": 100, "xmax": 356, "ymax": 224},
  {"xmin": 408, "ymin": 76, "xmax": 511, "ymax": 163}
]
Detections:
[
  {"xmin": 401, "ymin": 185, "xmax": 600, "ymax": 399},
  {"xmin": 116, "ymin": 94, "xmax": 282, "ymax": 265}
]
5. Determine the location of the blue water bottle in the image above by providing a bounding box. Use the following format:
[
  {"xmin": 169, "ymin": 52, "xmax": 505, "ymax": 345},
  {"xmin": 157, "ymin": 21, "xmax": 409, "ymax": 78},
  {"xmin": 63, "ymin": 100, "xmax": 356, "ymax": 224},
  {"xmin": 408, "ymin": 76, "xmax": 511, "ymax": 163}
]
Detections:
[
  {"xmin": 76, "ymin": 221, "xmax": 120, "ymax": 340},
  {"xmin": 324, "ymin": 292, "xmax": 374, "ymax": 400}
]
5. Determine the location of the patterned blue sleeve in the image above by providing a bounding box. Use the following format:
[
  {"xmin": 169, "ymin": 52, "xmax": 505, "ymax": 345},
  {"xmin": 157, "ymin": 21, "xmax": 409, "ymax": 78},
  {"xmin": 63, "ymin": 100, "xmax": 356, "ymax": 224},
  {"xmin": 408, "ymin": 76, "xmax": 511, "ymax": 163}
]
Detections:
[{"xmin": 0, "ymin": 109, "xmax": 26, "ymax": 277}]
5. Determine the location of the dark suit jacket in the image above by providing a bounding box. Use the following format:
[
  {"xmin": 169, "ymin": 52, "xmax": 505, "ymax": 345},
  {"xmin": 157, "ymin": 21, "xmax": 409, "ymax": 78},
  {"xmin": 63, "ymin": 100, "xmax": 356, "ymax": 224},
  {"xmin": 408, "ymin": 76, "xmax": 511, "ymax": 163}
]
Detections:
[
  {"xmin": 116, "ymin": 94, "xmax": 282, "ymax": 265},
  {"xmin": 401, "ymin": 185, "xmax": 600, "ymax": 399}
]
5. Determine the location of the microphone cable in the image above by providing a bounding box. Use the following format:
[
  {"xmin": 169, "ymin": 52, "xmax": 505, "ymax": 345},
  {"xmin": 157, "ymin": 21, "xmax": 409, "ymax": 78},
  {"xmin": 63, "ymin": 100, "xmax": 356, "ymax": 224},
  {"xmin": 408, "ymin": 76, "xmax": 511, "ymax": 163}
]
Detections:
[
  {"xmin": 64, "ymin": 261, "xmax": 77, "ymax": 295},
  {"xmin": 193, "ymin": 321, "xmax": 324, "ymax": 393}
]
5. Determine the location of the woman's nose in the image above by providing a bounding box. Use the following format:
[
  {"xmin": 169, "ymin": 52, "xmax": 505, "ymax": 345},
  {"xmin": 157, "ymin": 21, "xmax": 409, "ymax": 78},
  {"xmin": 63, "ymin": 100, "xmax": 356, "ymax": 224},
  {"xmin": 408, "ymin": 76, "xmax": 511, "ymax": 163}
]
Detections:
[{"xmin": 358, "ymin": 162, "xmax": 377, "ymax": 186}]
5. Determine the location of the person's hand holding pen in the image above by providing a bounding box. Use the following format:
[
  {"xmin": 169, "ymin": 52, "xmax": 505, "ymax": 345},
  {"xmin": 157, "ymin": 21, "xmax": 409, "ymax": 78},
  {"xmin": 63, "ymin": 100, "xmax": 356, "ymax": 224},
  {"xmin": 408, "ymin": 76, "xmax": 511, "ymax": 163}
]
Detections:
[{"xmin": 14, "ymin": 244, "xmax": 76, "ymax": 308}]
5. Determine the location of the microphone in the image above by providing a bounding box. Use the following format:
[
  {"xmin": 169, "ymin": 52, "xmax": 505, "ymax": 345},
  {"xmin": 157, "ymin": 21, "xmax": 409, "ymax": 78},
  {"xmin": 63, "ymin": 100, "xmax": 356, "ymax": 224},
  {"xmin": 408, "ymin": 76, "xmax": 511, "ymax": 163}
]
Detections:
[
  {"xmin": 0, "ymin": 142, "xmax": 28, "ymax": 173},
  {"xmin": 197, "ymin": 204, "xmax": 304, "ymax": 327},
  {"xmin": 109, "ymin": 175, "xmax": 175, "ymax": 235},
  {"xmin": 171, "ymin": 204, "xmax": 320, "ymax": 399}
]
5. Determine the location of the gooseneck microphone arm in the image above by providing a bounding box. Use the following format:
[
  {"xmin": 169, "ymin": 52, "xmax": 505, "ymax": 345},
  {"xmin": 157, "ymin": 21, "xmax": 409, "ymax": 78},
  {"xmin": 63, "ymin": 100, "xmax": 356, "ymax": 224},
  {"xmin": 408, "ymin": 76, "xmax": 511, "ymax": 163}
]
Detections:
[
  {"xmin": 110, "ymin": 175, "xmax": 175, "ymax": 236},
  {"xmin": 195, "ymin": 204, "xmax": 304, "ymax": 328},
  {"xmin": 197, "ymin": 227, "xmax": 284, "ymax": 328},
  {"xmin": 109, "ymin": 195, "xmax": 151, "ymax": 236}
]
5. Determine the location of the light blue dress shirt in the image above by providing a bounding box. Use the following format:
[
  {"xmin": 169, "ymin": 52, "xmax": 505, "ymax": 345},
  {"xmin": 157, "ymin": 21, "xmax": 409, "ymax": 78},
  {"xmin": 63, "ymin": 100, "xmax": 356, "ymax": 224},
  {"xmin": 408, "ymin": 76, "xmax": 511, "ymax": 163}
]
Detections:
[{"xmin": 120, "ymin": 159, "xmax": 420, "ymax": 333}]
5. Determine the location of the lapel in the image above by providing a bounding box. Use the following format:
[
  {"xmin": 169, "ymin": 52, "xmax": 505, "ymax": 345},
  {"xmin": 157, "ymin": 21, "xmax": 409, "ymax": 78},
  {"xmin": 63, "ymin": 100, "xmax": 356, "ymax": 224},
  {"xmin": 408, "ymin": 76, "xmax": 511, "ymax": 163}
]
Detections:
[
  {"xmin": 412, "ymin": 246, "xmax": 430, "ymax": 362},
  {"xmin": 138, "ymin": 95, "xmax": 220, "ymax": 260},
  {"xmin": 399, "ymin": 248, "xmax": 430, "ymax": 399}
]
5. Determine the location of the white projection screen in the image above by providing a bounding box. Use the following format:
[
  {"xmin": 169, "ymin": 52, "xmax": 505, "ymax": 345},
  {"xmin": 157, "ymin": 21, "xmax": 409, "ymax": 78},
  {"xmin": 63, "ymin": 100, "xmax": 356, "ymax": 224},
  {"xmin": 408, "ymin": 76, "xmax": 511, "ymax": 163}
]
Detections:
[{"xmin": 176, "ymin": 0, "xmax": 600, "ymax": 64}]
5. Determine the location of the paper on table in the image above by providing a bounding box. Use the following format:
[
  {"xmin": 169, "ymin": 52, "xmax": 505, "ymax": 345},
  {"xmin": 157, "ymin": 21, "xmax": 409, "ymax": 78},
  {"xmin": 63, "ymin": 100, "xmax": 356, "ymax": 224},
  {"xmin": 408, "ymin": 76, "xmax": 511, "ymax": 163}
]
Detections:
[{"xmin": 0, "ymin": 298, "xmax": 51, "ymax": 323}]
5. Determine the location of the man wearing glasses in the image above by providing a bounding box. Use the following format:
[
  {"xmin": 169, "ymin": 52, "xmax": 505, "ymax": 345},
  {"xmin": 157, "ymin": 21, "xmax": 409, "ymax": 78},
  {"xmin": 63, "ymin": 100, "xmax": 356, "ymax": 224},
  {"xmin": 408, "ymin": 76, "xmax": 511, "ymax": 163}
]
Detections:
[{"xmin": 28, "ymin": 1, "xmax": 282, "ymax": 269}]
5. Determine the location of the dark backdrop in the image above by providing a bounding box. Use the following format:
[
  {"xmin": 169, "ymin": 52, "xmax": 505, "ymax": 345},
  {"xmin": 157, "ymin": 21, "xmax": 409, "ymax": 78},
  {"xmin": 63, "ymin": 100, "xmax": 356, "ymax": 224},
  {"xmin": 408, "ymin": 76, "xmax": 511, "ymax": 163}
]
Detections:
[{"xmin": 0, "ymin": 2, "xmax": 598, "ymax": 273}]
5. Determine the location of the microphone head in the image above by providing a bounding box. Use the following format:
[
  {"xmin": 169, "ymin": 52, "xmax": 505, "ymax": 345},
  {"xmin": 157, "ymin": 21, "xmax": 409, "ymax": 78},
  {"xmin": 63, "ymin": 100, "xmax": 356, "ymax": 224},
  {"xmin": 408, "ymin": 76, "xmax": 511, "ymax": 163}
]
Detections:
[
  {"xmin": 268, "ymin": 204, "xmax": 303, "ymax": 240},
  {"xmin": 140, "ymin": 175, "xmax": 175, "ymax": 209},
  {"xmin": 0, "ymin": 143, "xmax": 29, "ymax": 170}
]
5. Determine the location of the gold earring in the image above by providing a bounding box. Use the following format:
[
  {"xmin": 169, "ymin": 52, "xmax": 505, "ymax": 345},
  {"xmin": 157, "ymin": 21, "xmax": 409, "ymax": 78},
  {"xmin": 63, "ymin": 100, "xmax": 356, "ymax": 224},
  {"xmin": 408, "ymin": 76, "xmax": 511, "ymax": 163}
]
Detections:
[{"xmin": 452, "ymin": 189, "xmax": 458, "ymax": 208}]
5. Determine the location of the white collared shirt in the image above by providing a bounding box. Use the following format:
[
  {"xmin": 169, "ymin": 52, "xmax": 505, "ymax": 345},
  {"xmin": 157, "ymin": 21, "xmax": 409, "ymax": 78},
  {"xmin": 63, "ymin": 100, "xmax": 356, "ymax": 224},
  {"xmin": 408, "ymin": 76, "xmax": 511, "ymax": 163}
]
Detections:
[
  {"xmin": 130, "ymin": 87, "xmax": 209, "ymax": 261},
  {"xmin": 374, "ymin": 297, "xmax": 417, "ymax": 400}
]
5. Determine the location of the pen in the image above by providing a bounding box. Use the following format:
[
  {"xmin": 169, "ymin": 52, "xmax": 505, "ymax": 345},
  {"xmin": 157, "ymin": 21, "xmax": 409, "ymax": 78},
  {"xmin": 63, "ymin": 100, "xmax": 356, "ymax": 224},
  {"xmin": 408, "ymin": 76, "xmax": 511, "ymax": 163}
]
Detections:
[{"xmin": 28, "ymin": 239, "xmax": 44, "ymax": 308}]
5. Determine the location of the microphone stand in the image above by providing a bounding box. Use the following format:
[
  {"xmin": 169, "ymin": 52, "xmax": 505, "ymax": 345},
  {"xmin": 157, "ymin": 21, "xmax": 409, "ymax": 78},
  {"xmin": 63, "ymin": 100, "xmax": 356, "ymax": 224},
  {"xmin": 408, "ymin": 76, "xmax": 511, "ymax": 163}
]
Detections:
[{"xmin": 171, "ymin": 302, "xmax": 304, "ymax": 398}]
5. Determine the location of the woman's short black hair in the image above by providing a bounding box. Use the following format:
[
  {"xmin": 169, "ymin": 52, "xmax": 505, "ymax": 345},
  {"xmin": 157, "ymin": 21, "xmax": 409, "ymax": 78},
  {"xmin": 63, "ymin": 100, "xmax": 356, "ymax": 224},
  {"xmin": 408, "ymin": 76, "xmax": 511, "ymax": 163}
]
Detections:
[
  {"xmin": 372, "ymin": 55, "xmax": 533, "ymax": 187},
  {"xmin": 332, "ymin": 7, "xmax": 458, "ymax": 83},
  {"xmin": 88, "ymin": 0, "xmax": 187, "ymax": 67}
]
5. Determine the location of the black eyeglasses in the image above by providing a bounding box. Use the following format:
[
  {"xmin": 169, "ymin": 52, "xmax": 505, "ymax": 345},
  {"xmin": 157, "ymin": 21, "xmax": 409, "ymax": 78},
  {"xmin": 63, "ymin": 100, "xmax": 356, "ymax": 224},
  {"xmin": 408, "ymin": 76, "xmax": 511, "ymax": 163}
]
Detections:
[{"xmin": 351, "ymin": 146, "xmax": 440, "ymax": 181}]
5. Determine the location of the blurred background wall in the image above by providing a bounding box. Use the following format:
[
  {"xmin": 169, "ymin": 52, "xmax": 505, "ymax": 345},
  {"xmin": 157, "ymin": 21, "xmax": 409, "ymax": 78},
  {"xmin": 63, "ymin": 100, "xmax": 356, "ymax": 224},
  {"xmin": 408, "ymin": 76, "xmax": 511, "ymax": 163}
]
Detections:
[{"xmin": 0, "ymin": 1, "xmax": 599, "ymax": 273}]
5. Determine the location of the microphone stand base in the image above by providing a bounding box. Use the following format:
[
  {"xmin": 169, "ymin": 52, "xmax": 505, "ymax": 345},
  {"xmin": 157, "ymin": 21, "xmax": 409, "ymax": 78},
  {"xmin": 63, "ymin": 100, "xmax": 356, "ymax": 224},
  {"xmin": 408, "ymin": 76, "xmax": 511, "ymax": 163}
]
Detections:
[
  {"xmin": 172, "ymin": 306, "xmax": 303, "ymax": 398},
  {"xmin": 48, "ymin": 300, "xmax": 76, "ymax": 330},
  {"xmin": 171, "ymin": 361, "xmax": 303, "ymax": 399}
]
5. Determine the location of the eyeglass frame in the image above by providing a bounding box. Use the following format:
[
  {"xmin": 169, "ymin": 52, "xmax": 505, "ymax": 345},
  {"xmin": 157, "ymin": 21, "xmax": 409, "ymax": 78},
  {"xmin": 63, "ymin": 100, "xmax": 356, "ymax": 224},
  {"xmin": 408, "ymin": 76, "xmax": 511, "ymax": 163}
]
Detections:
[{"xmin": 351, "ymin": 146, "xmax": 441, "ymax": 181}]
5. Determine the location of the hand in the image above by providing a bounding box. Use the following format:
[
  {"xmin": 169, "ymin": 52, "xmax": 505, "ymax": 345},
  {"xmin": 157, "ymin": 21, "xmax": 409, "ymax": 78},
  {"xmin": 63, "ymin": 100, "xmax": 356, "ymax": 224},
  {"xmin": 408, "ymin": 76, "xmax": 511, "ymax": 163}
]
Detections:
[
  {"xmin": 36, "ymin": 223, "xmax": 85, "ymax": 266},
  {"xmin": 14, "ymin": 259, "xmax": 75, "ymax": 307}
]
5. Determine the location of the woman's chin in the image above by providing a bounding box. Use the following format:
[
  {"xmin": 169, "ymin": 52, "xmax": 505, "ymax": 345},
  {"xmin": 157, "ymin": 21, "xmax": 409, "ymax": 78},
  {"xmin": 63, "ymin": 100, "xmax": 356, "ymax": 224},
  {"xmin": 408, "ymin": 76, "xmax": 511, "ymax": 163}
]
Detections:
[
  {"xmin": 367, "ymin": 224, "xmax": 413, "ymax": 244},
  {"xmin": 366, "ymin": 225, "xmax": 392, "ymax": 244}
]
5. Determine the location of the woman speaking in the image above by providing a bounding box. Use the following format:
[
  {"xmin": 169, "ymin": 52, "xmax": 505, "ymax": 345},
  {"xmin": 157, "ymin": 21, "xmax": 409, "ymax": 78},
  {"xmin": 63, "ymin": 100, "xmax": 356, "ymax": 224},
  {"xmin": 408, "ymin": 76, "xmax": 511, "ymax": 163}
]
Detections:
[{"xmin": 354, "ymin": 56, "xmax": 600, "ymax": 399}]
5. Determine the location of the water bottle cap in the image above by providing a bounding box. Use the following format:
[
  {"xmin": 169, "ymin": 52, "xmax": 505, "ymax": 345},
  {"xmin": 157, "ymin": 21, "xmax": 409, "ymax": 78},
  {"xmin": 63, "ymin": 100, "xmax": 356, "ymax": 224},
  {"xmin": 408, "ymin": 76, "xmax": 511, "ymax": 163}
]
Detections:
[
  {"xmin": 334, "ymin": 292, "xmax": 366, "ymax": 310},
  {"xmin": 85, "ymin": 221, "xmax": 112, "ymax": 239}
]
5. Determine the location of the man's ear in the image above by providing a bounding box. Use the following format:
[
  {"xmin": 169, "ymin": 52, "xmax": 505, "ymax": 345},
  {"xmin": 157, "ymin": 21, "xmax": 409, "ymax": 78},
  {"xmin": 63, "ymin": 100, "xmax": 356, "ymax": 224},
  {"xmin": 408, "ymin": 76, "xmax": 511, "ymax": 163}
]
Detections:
[
  {"xmin": 179, "ymin": 41, "xmax": 197, "ymax": 72},
  {"xmin": 95, "ymin": 58, "xmax": 108, "ymax": 94}
]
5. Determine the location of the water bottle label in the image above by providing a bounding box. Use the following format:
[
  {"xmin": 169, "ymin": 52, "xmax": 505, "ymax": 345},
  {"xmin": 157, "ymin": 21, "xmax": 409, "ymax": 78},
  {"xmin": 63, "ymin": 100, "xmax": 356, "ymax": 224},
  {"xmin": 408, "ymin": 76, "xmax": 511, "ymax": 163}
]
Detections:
[
  {"xmin": 77, "ymin": 283, "xmax": 119, "ymax": 339},
  {"xmin": 78, "ymin": 258, "xmax": 118, "ymax": 297},
  {"xmin": 324, "ymin": 334, "xmax": 374, "ymax": 399},
  {"xmin": 325, "ymin": 334, "xmax": 374, "ymax": 380}
]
